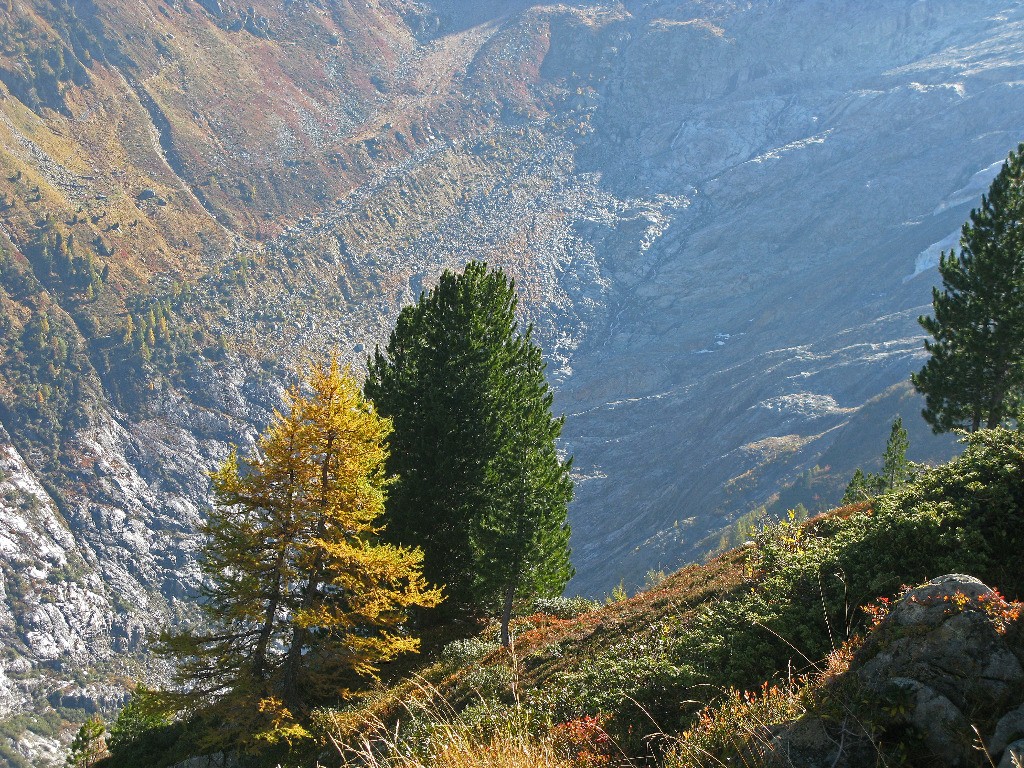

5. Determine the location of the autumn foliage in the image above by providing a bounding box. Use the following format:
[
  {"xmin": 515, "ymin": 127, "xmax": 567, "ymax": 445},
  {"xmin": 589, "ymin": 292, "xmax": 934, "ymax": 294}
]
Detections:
[{"xmin": 156, "ymin": 359, "xmax": 441, "ymax": 746}]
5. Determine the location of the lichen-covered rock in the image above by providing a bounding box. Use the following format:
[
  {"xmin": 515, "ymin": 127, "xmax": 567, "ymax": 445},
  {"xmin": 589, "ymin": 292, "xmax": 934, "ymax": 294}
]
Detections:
[
  {"xmin": 766, "ymin": 574, "xmax": 1024, "ymax": 767},
  {"xmin": 884, "ymin": 574, "xmax": 994, "ymax": 627},
  {"xmin": 857, "ymin": 575, "xmax": 1024, "ymax": 715}
]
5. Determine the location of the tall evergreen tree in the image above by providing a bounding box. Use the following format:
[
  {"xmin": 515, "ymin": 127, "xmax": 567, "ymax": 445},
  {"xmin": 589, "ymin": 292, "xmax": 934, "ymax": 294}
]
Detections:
[
  {"xmin": 66, "ymin": 715, "xmax": 107, "ymax": 768},
  {"xmin": 157, "ymin": 360, "xmax": 441, "ymax": 745},
  {"xmin": 881, "ymin": 417, "xmax": 910, "ymax": 489},
  {"xmin": 476, "ymin": 335, "xmax": 574, "ymax": 645},
  {"xmin": 365, "ymin": 261, "xmax": 574, "ymax": 629},
  {"xmin": 913, "ymin": 143, "xmax": 1024, "ymax": 432}
]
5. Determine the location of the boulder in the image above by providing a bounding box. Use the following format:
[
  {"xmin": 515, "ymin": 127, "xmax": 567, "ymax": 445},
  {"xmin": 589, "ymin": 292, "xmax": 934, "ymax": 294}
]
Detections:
[
  {"xmin": 885, "ymin": 678, "xmax": 971, "ymax": 767},
  {"xmin": 993, "ymin": 704, "xmax": 1024, "ymax": 757},
  {"xmin": 883, "ymin": 574, "xmax": 993, "ymax": 628},
  {"xmin": 857, "ymin": 575, "xmax": 1024, "ymax": 714},
  {"xmin": 765, "ymin": 574, "xmax": 1024, "ymax": 767},
  {"xmin": 999, "ymin": 739, "xmax": 1024, "ymax": 768}
]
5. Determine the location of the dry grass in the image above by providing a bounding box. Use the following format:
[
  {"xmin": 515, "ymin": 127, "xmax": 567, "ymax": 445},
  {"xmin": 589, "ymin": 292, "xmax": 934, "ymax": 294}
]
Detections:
[
  {"xmin": 339, "ymin": 726, "xmax": 574, "ymax": 768},
  {"xmin": 307, "ymin": 545, "xmax": 750, "ymax": 753},
  {"xmin": 315, "ymin": 684, "xmax": 593, "ymax": 768},
  {"xmin": 294, "ymin": 547, "xmax": 753, "ymax": 768}
]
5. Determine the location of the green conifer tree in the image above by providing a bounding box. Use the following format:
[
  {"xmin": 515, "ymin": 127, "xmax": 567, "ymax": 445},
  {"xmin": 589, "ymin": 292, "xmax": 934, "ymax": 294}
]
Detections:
[
  {"xmin": 913, "ymin": 143, "xmax": 1024, "ymax": 432},
  {"xmin": 881, "ymin": 417, "xmax": 910, "ymax": 489},
  {"xmin": 66, "ymin": 715, "xmax": 107, "ymax": 768},
  {"xmin": 365, "ymin": 261, "xmax": 574, "ymax": 627},
  {"xmin": 841, "ymin": 417, "xmax": 911, "ymax": 504},
  {"xmin": 841, "ymin": 468, "xmax": 873, "ymax": 505},
  {"xmin": 107, "ymin": 685, "xmax": 171, "ymax": 758},
  {"xmin": 474, "ymin": 334, "xmax": 573, "ymax": 645}
]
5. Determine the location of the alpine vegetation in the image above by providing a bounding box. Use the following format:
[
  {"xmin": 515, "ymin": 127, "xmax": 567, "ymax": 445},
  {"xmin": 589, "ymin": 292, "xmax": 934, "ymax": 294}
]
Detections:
[
  {"xmin": 914, "ymin": 144, "xmax": 1024, "ymax": 432},
  {"xmin": 155, "ymin": 361, "xmax": 442, "ymax": 748}
]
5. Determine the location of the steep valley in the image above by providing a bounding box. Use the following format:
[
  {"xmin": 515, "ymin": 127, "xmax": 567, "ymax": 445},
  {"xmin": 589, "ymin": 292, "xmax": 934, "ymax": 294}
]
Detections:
[{"xmin": 1, "ymin": 0, "xmax": 1023, "ymax": 762}]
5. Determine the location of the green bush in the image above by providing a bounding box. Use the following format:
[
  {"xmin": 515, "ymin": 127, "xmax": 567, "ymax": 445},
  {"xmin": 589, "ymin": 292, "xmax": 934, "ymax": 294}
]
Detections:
[
  {"xmin": 529, "ymin": 429, "xmax": 1024, "ymax": 752},
  {"xmin": 538, "ymin": 631, "xmax": 696, "ymax": 747},
  {"xmin": 463, "ymin": 662, "xmax": 516, "ymax": 701},
  {"xmin": 530, "ymin": 597, "xmax": 599, "ymax": 620},
  {"xmin": 439, "ymin": 637, "xmax": 500, "ymax": 671}
]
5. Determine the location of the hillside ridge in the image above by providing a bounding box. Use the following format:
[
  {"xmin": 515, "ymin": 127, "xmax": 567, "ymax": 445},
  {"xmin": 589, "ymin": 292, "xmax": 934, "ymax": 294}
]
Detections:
[{"xmin": 2, "ymin": 1, "xmax": 1024, "ymax": 762}]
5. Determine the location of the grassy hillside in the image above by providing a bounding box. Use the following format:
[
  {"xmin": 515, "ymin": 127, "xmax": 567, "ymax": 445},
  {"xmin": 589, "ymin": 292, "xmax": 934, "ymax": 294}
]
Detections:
[{"xmin": 103, "ymin": 428, "xmax": 1024, "ymax": 768}]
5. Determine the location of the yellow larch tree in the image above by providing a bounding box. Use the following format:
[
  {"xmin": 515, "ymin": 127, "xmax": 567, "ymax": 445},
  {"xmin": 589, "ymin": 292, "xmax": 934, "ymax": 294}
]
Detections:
[{"xmin": 157, "ymin": 358, "xmax": 442, "ymax": 747}]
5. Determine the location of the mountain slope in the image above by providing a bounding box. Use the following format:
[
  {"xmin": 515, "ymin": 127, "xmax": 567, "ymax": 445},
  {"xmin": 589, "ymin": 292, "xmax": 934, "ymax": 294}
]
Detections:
[
  {"xmin": 1, "ymin": 1, "xmax": 1023, "ymax": 761},
  {"xmin": 103, "ymin": 428, "xmax": 1024, "ymax": 768}
]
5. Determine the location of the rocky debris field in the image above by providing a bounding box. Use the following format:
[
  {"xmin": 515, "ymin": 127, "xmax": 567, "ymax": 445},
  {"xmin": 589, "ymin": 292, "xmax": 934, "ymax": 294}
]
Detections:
[{"xmin": 1, "ymin": 0, "xmax": 1024, "ymax": 763}]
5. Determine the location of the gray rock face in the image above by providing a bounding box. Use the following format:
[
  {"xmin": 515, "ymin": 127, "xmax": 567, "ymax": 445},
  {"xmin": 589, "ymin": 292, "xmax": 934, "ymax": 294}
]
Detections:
[
  {"xmin": 551, "ymin": 1, "xmax": 1024, "ymax": 592},
  {"xmin": 886, "ymin": 678, "xmax": 971, "ymax": 767},
  {"xmin": 999, "ymin": 739, "xmax": 1024, "ymax": 768},
  {"xmin": 993, "ymin": 705, "xmax": 1024, "ymax": 758},
  {"xmin": 858, "ymin": 575, "xmax": 1024, "ymax": 715},
  {"xmin": 768, "ymin": 574, "xmax": 1024, "ymax": 767},
  {"xmin": 0, "ymin": 372, "xmax": 263, "ymax": 763},
  {"xmin": 170, "ymin": 753, "xmax": 237, "ymax": 768}
]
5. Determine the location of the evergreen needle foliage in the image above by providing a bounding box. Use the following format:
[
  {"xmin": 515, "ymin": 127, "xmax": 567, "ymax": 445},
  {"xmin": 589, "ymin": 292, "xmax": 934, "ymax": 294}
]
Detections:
[
  {"xmin": 841, "ymin": 417, "xmax": 911, "ymax": 504},
  {"xmin": 914, "ymin": 142, "xmax": 1024, "ymax": 432},
  {"xmin": 66, "ymin": 715, "xmax": 107, "ymax": 768},
  {"xmin": 365, "ymin": 261, "xmax": 573, "ymax": 642},
  {"xmin": 156, "ymin": 359, "xmax": 441, "ymax": 747}
]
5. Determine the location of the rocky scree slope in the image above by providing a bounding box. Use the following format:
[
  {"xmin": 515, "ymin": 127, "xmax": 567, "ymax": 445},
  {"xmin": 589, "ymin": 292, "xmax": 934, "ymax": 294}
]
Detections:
[{"xmin": 0, "ymin": 0, "xmax": 1023, "ymax": 761}]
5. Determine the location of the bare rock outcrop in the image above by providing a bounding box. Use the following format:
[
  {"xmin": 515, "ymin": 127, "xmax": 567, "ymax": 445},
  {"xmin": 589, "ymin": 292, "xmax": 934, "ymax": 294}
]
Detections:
[{"xmin": 769, "ymin": 575, "xmax": 1024, "ymax": 767}]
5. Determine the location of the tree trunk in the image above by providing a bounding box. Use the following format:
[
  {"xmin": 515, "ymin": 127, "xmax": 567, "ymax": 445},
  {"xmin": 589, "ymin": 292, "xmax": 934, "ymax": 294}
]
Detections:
[
  {"xmin": 281, "ymin": 556, "xmax": 325, "ymax": 711},
  {"xmin": 281, "ymin": 432, "xmax": 334, "ymax": 710},
  {"xmin": 985, "ymin": 359, "xmax": 1011, "ymax": 429},
  {"xmin": 500, "ymin": 579, "xmax": 517, "ymax": 648},
  {"xmin": 253, "ymin": 468, "xmax": 301, "ymax": 690},
  {"xmin": 251, "ymin": 552, "xmax": 285, "ymax": 684}
]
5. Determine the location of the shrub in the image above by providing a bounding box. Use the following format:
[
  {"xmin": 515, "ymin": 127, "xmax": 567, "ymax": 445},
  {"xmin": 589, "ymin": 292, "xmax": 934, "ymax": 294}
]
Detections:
[
  {"xmin": 440, "ymin": 637, "xmax": 500, "ymax": 670},
  {"xmin": 668, "ymin": 679, "xmax": 809, "ymax": 768},
  {"xmin": 106, "ymin": 686, "xmax": 172, "ymax": 755},
  {"xmin": 549, "ymin": 715, "xmax": 613, "ymax": 768},
  {"xmin": 463, "ymin": 661, "xmax": 516, "ymax": 701},
  {"xmin": 535, "ymin": 429, "xmax": 1024, "ymax": 756},
  {"xmin": 530, "ymin": 597, "xmax": 599, "ymax": 620},
  {"xmin": 538, "ymin": 631, "xmax": 696, "ymax": 748}
]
